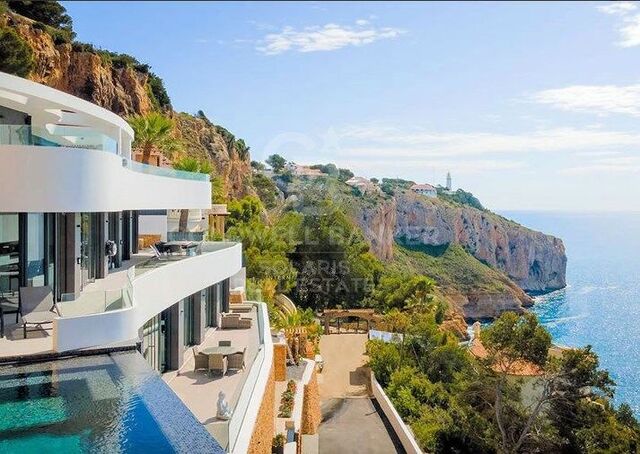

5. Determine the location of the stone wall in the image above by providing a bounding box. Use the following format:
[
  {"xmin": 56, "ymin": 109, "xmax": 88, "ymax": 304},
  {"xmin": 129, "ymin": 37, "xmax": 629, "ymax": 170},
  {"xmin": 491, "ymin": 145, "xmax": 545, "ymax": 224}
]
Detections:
[
  {"xmin": 274, "ymin": 343, "xmax": 287, "ymax": 381},
  {"xmin": 247, "ymin": 364, "xmax": 276, "ymax": 454},
  {"xmin": 301, "ymin": 370, "xmax": 321, "ymax": 435}
]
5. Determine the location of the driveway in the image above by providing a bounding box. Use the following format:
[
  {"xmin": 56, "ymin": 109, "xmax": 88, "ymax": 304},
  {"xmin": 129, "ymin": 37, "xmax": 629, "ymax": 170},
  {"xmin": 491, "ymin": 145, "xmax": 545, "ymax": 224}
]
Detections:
[
  {"xmin": 320, "ymin": 398, "xmax": 404, "ymax": 454},
  {"xmin": 317, "ymin": 334, "xmax": 404, "ymax": 454}
]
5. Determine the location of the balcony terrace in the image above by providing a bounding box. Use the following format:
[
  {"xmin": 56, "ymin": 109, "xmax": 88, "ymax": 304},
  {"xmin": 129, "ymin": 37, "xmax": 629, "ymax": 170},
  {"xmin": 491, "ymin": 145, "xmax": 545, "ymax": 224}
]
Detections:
[{"xmin": 0, "ymin": 242, "xmax": 242, "ymax": 359}]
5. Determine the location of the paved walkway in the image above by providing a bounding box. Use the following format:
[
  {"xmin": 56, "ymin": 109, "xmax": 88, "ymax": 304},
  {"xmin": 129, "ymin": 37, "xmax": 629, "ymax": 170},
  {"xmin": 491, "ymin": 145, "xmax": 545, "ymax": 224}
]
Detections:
[
  {"xmin": 320, "ymin": 398, "xmax": 404, "ymax": 454},
  {"xmin": 317, "ymin": 334, "xmax": 403, "ymax": 453}
]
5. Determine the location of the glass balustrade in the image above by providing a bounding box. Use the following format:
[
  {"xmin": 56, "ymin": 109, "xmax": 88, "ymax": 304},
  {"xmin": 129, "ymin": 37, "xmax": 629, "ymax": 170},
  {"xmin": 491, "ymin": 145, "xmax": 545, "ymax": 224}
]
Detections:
[
  {"xmin": 0, "ymin": 124, "xmax": 118, "ymax": 153},
  {"xmin": 127, "ymin": 160, "xmax": 210, "ymax": 182}
]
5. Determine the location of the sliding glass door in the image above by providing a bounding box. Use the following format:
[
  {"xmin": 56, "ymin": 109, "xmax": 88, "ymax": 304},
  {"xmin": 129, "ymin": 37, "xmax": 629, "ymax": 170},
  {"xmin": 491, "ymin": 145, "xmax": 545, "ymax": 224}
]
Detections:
[
  {"xmin": 80, "ymin": 213, "xmax": 99, "ymax": 289},
  {"xmin": 0, "ymin": 214, "xmax": 19, "ymax": 296}
]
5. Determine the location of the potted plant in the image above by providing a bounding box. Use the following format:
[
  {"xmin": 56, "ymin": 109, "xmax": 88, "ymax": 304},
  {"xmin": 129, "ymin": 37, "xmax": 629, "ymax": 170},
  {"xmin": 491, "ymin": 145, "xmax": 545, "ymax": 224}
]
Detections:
[{"xmin": 272, "ymin": 433, "xmax": 286, "ymax": 454}]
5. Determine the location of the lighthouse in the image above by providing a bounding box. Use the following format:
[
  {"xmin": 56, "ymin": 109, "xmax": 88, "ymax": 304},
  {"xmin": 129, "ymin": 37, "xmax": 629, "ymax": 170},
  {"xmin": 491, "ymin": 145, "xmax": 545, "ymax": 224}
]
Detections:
[{"xmin": 446, "ymin": 172, "xmax": 452, "ymax": 191}]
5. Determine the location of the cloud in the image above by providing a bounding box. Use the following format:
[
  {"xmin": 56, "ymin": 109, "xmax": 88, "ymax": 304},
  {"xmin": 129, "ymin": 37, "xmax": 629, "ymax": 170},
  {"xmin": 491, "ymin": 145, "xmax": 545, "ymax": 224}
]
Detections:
[
  {"xmin": 336, "ymin": 124, "xmax": 640, "ymax": 158},
  {"xmin": 530, "ymin": 84, "xmax": 640, "ymax": 116},
  {"xmin": 560, "ymin": 155, "xmax": 640, "ymax": 175},
  {"xmin": 597, "ymin": 2, "xmax": 637, "ymax": 15},
  {"xmin": 256, "ymin": 20, "xmax": 405, "ymax": 55},
  {"xmin": 597, "ymin": 2, "xmax": 640, "ymax": 47}
]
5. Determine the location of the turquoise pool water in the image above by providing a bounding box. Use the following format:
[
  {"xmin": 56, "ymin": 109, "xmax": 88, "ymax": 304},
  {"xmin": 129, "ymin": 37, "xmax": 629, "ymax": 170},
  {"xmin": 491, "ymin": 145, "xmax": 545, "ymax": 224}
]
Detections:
[{"xmin": 0, "ymin": 351, "xmax": 224, "ymax": 453}]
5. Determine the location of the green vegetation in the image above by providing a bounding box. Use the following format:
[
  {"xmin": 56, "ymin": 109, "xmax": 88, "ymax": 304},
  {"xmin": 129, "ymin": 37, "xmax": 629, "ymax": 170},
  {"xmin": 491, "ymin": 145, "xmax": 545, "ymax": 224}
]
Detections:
[
  {"xmin": 380, "ymin": 177, "xmax": 414, "ymax": 196},
  {"xmin": 392, "ymin": 242, "xmax": 511, "ymax": 294},
  {"xmin": 252, "ymin": 173, "xmax": 279, "ymax": 209},
  {"xmin": 437, "ymin": 187, "xmax": 485, "ymax": 210},
  {"xmin": 368, "ymin": 311, "xmax": 640, "ymax": 453},
  {"xmin": 0, "ymin": 26, "xmax": 34, "ymax": 77},
  {"xmin": 7, "ymin": 0, "xmax": 74, "ymax": 42},
  {"xmin": 128, "ymin": 112, "xmax": 181, "ymax": 164},
  {"xmin": 226, "ymin": 196, "xmax": 301, "ymax": 293},
  {"xmin": 266, "ymin": 154, "xmax": 286, "ymax": 172},
  {"xmin": 309, "ymin": 163, "xmax": 354, "ymax": 182}
]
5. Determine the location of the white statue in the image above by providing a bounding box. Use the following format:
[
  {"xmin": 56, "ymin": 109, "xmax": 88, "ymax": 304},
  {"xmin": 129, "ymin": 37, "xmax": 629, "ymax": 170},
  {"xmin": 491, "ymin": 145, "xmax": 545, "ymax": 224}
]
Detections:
[{"xmin": 217, "ymin": 391, "xmax": 232, "ymax": 420}]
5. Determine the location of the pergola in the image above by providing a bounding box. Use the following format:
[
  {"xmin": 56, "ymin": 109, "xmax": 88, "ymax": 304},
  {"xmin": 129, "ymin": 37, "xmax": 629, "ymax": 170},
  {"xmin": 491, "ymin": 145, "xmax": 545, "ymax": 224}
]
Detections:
[{"xmin": 322, "ymin": 309, "xmax": 381, "ymax": 334}]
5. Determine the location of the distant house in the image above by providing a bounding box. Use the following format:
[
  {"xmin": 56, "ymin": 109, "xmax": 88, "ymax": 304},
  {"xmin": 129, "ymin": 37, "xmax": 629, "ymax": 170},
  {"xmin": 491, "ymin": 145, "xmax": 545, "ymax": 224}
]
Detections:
[
  {"xmin": 345, "ymin": 176, "xmax": 380, "ymax": 195},
  {"xmin": 410, "ymin": 183, "xmax": 437, "ymax": 198},
  {"xmin": 287, "ymin": 163, "xmax": 324, "ymax": 178}
]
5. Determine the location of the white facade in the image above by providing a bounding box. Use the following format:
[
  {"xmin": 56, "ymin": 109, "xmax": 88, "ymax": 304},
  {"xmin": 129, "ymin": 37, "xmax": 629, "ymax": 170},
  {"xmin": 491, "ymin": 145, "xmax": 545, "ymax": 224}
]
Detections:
[
  {"xmin": 410, "ymin": 183, "xmax": 437, "ymax": 198},
  {"xmin": 53, "ymin": 243, "xmax": 242, "ymax": 352}
]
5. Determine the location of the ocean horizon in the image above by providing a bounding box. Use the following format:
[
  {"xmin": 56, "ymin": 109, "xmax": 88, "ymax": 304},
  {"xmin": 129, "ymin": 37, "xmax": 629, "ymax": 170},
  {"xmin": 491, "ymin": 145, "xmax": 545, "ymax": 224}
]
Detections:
[{"xmin": 500, "ymin": 210, "xmax": 640, "ymax": 416}]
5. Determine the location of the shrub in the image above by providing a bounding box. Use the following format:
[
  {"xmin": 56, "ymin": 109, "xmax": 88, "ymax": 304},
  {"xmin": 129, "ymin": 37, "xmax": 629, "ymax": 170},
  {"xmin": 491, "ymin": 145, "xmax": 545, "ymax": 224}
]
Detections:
[{"xmin": 0, "ymin": 26, "xmax": 34, "ymax": 77}]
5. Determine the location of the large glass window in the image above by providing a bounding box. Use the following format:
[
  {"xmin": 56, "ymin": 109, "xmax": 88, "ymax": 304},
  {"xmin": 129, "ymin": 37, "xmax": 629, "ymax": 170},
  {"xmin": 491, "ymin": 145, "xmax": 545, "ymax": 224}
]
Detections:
[
  {"xmin": 26, "ymin": 213, "xmax": 45, "ymax": 287},
  {"xmin": 0, "ymin": 214, "xmax": 19, "ymax": 296},
  {"xmin": 80, "ymin": 213, "xmax": 99, "ymax": 289},
  {"xmin": 205, "ymin": 283, "xmax": 222, "ymax": 327},
  {"xmin": 183, "ymin": 295, "xmax": 195, "ymax": 347},
  {"xmin": 142, "ymin": 311, "xmax": 169, "ymax": 373}
]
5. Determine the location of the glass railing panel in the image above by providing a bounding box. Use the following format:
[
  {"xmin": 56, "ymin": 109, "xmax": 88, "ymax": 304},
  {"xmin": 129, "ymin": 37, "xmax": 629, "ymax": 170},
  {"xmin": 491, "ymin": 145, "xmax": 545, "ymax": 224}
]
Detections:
[
  {"xmin": 127, "ymin": 160, "xmax": 210, "ymax": 182},
  {"xmin": 0, "ymin": 124, "xmax": 118, "ymax": 153}
]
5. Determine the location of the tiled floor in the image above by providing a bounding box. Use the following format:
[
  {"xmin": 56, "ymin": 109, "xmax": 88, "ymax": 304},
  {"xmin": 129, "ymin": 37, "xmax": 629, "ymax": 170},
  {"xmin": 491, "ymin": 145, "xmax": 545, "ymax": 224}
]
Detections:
[{"xmin": 163, "ymin": 308, "xmax": 260, "ymax": 449}]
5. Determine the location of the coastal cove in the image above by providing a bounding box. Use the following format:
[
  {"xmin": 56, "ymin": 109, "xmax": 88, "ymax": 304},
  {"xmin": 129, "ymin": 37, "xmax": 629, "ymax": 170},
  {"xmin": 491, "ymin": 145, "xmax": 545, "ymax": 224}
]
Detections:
[{"xmin": 500, "ymin": 211, "xmax": 640, "ymax": 416}]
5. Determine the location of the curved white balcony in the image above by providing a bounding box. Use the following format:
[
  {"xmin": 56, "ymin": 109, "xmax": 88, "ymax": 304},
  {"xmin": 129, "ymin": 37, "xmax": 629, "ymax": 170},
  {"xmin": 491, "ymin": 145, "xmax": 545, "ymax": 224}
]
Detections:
[
  {"xmin": 53, "ymin": 242, "xmax": 242, "ymax": 352},
  {"xmin": 0, "ymin": 144, "xmax": 211, "ymax": 212}
]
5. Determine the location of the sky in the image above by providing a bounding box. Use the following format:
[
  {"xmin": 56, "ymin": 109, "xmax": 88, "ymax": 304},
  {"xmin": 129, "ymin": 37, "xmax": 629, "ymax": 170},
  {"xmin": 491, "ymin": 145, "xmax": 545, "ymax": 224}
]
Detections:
[{"xmin": 63, "ymin": 1, "xmax": 640, "ymax": 212}]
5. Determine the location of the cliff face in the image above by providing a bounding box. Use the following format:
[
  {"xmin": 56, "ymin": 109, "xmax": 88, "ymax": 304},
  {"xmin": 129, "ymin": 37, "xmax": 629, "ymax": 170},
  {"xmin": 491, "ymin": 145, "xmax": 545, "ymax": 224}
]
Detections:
[
  {"xmin": 353, "ymin": 190, "xmax": 566, "ymax": 320},
  {"xmin": 4, "ymin": 13, "xmax": 153, "ymax": 116},
  {"xmin": 3, "ymin": 11, "xmax": 254, "ymax": 199},
  {"xmin": 394, "ymin": 192, "xmax": 567, "ymax": 293},
  {"xmin": 174, "ymin": 114, "xmax": 255, "ymax": 199}
]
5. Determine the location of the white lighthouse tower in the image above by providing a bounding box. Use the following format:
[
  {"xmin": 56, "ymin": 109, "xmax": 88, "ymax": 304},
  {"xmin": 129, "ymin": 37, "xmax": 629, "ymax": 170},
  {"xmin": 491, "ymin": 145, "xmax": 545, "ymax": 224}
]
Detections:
[{"xmin": 446, "ymin": 171, "xmax": 452, "ymax": 191}]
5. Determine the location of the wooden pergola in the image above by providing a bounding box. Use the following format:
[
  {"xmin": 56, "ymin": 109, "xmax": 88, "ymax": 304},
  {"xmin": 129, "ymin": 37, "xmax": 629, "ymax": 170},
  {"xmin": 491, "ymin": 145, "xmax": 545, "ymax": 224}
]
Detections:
[{"xmin": 322, "ymin": 309, "xmax": 381, "ymax": 335}]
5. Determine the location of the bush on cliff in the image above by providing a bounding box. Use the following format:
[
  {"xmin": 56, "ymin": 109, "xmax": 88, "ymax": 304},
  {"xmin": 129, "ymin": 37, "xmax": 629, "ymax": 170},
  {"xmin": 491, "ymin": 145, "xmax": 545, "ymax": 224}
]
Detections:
[{"xmin": 0, "ymin": 26, "xmax": 34, "ymax": 77}]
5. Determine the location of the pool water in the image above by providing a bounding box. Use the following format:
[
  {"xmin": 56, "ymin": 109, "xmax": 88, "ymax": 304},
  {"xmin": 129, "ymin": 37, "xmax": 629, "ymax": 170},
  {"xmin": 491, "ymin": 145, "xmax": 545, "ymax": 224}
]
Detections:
[{"xmin": 0, "ymin": 351, "xmax": 224, "ymax": 453}]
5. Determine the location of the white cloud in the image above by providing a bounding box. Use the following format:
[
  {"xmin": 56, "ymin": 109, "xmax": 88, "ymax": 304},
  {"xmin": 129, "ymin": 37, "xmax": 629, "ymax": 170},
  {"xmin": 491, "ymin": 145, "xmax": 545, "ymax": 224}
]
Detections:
[
  {"xmin": 597, "ymin": 2, "xmax": 637, "ymax": 15},
  {"xmin": 560, "ymin": 155, "xmax": 640, "ymax": 175},
  {"xmin": 597, "ymin": 2, "xmax": 640, "ymax": 47},
  {"xmin": 530, "ymin": 84, "xmax": 640, "ymax": 116},
  {"xmin": 336, "ymin": 125, "xmax": 640, "ymax": 158},
  {"xmin": 256, "ymin": 21, "xmax": 405, "ymax": 55}
]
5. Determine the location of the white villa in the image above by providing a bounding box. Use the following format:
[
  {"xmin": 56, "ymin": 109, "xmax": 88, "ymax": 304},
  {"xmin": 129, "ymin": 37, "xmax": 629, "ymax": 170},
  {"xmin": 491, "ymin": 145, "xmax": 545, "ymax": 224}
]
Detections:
[
  {"xmin": 0, "ymin": 72, "xmax": 286, "ymax": 453},
  {"xmin": 410, "ymin": 183, "xmax": 438, "ymax": 198}
]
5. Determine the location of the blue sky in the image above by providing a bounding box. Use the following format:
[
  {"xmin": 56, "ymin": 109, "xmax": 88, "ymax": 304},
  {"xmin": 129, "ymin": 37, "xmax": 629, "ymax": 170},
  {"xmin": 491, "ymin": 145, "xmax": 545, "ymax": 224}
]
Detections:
[{"xmin": 64, "ymin": 1, "xmax": 640, "ymax": 211}]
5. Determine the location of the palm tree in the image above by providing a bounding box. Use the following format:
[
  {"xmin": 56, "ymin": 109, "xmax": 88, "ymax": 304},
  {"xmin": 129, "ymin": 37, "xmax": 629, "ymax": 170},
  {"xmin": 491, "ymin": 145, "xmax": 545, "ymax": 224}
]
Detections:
[
  {"xmin": 128, "ymin": 112, "xmax": 180, "ymax": 164},
  {"xmin": 172, "ymin": 156, "xmax": 213, "ymax": 232}
]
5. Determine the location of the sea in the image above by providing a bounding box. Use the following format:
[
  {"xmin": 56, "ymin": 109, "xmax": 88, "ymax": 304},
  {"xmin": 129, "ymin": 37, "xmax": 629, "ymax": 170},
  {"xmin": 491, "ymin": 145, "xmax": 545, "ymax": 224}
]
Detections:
[{"xmin": 500, "ymin": 211, "xmax": 640, "ymax": 416}]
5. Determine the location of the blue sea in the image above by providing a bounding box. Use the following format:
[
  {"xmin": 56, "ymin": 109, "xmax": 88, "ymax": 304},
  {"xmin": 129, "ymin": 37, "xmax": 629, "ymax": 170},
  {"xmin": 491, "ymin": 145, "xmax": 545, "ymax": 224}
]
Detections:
[{"xmin": 500, "ymin": 211, "xmax": 640, "ymax": 416}]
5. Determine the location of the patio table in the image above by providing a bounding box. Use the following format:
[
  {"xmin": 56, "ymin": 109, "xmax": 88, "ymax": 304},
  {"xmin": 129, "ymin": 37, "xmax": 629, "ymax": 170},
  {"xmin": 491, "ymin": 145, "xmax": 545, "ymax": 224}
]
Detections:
[{"xmin": 200, "ymin": 346, "xmax": 243, "ymax": 356}]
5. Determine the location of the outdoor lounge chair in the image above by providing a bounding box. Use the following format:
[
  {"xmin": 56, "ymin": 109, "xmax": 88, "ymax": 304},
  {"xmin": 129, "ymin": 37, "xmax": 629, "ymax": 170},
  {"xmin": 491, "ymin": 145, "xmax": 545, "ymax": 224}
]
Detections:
[
  {"xmin": 230, "ymin": 304, "xmax": 253, "ymax": 314},
  {"xmin": 238, "ymin": 317, "xmax": 252, "ymax": 329},
  {"xmin": 193, "ymin": 346, "xmax": 209, "ymax": 372},
  {"xmin": 221, "ymin": 313, "xmax": 241, "ymax": 329},
  {"xmin": 228, "ymin": 347, "xmax": 246, "ymax": 371},
  {"xmin": 209, "ymin": 353, "xmax": 227, "ymax": 376},
  {"xmin": 150, "ymin": 244, "xmax": 168, "ymax": 260},
  {"xmin": 19, "ymin": 286, "xmax": 59, "ymax": 339},
  {"xmin": 218, "ymin": 340, "xmax": 231, "ymax": 347}
]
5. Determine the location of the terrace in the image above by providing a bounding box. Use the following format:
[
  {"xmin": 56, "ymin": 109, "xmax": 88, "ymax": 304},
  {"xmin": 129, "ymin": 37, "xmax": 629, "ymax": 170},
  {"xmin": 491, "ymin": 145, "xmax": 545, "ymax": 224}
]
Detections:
[
  {"xmin": 0, "ymin": 242, "xmax": 241, "ymax": 358},
  {"xmin": 164, "ymin": 302, "xmax": 272, "ymax": 452}
]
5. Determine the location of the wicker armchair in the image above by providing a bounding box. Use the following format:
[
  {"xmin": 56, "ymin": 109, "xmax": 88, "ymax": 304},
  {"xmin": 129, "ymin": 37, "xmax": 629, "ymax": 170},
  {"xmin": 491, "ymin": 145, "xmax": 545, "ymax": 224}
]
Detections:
[
  {"xmin": 193, "ymin": 346, "xmax": 209, "ymax": 372},
  {"xmin": 209, "ymin": 353, "xmax": 227, "ymax": 376},
  {"xmin": 228, "ymin": 348, "xmax": 246, "ymax": 371},
  {"xmin": 238, "ymin": 317, "xmax": 252, "ymax": 329}
]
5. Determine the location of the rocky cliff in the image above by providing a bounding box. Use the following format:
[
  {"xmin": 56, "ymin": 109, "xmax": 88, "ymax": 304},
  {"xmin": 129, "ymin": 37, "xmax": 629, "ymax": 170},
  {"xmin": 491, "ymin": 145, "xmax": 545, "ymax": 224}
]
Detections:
[
  {"xmin": 2, "ymin": 10, "xmax": 255, "ymax": 199},
  {"xmin": 353, "ymin": 190, "xmax": 566, "ymax": 319},
  {"xmin": 394, "ymin": 191, "xmax": 567, "ymax": 293}
]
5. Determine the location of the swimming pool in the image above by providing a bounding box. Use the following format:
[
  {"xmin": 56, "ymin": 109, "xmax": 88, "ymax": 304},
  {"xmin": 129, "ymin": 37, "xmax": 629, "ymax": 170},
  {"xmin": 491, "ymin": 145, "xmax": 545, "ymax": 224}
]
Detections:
[{"xmin": 0, "ymin": 351, "xmax": 224, "ymax": 453}]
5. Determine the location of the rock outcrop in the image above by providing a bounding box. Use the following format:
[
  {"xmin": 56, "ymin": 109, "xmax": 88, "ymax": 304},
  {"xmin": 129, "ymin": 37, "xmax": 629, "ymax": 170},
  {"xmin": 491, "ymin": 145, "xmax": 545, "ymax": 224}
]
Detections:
[
  {"xmin": 394, "ymin": 192, "xmax": 566, "ymax": 293},
  {"xmin": 354, "ymin": 198, "xmax": 397, "ymax": 261},
  {"xmin": 4, "ymin": 13, "xmax": 153, "ymax": 116}
]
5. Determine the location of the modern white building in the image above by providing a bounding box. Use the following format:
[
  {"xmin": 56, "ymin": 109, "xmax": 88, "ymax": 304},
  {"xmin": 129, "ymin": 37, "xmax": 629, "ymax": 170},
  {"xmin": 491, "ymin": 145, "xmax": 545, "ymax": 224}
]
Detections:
[
  {"xmin": 0, "ymin": 72, "xmax": 273, "ymax": 453},
  {"xmin": 410, "ymin": 183, "xmax": 438, "ymax": 198}
]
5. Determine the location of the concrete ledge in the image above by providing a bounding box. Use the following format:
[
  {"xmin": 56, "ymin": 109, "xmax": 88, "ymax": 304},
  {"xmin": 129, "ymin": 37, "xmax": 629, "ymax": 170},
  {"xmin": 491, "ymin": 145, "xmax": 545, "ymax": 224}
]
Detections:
[{"xmin": 370, "ymin": 373, "xmax": 423, "ymax": 454}]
